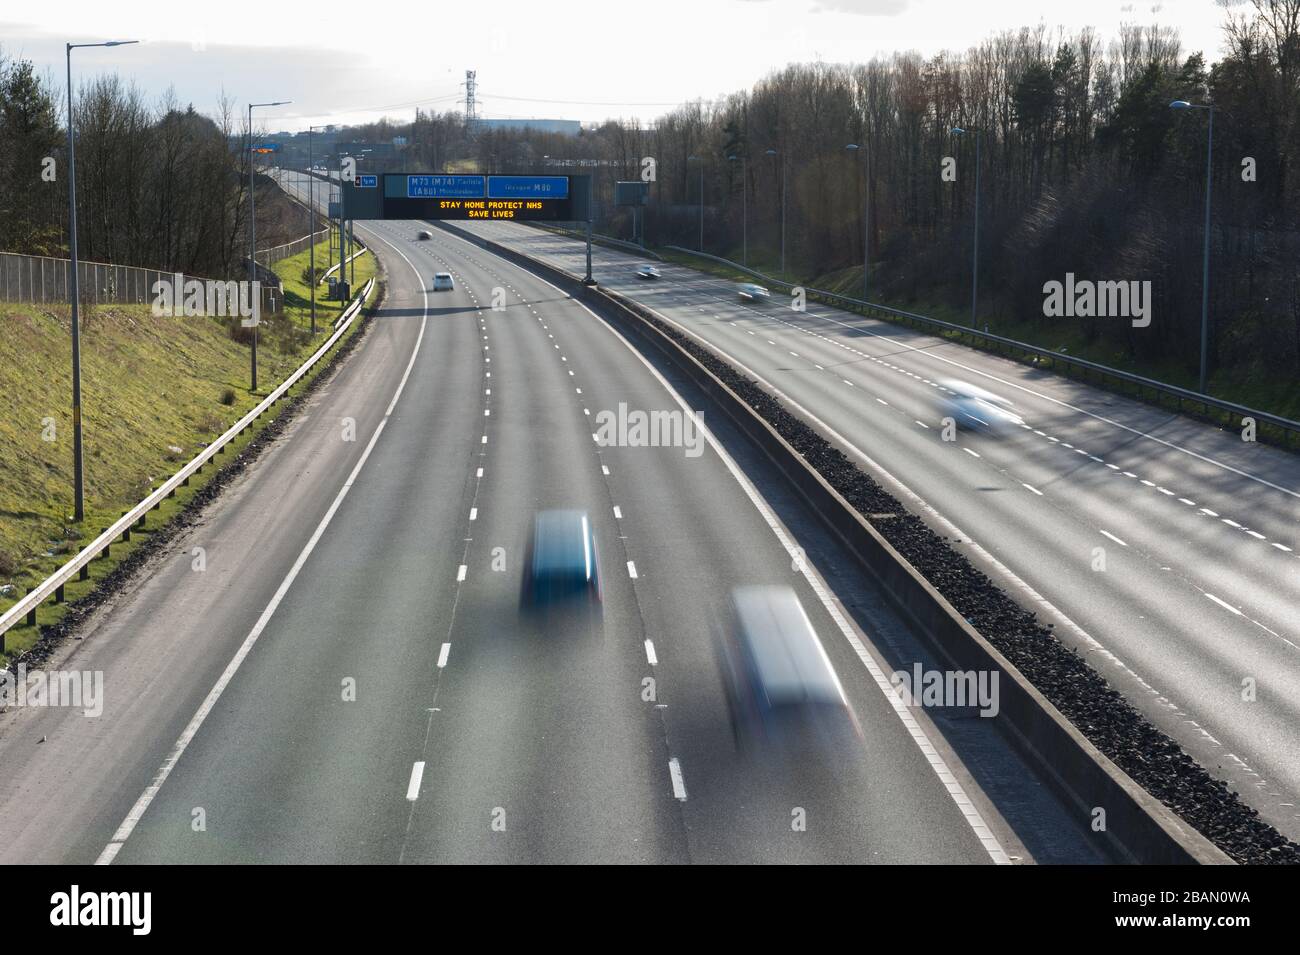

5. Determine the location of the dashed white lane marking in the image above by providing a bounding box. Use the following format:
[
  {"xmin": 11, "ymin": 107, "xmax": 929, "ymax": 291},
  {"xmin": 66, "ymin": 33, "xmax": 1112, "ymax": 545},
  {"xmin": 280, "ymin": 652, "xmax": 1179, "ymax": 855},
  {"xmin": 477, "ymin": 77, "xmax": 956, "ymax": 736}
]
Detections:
[
  {"xmin": 1206, "ymin": 593, "xmax": 1243, "ymax": 616},
  {"xmin": 406, "ymin": 762, "xmax": 426, "ymax": 801},
  {"xmin": 1099, "ymin": 530, "xmax": 1128, "ymax": 547},
  {"xmin": 456, "ymin": 564, "xmax": 467, "ymax": 582},
  {"xmin": 476, "ymin": 467, "xmax": 484, "ymax": 478},
  {"xmin": 626, "ymin": 561, "xmax": 638, "ymax": 579},
  {"xmin": 644, "ymin": 640, "xmax": 658, "ymax": 665},
  {"xmin": 612, "ymin": 506, "xmax": 623, "ymax": 519},
  {"xmin": 1200, "ymin": 508, "xmax": 1220, "ymax": 517},
  {"xmin": 1246, "ymin": 530, "xmax": 1267, "ymax": 540},
  {"xmin": 601, "ymin": 465, "xmax": 610, "ymax": 475},
  {"xmin": 1272, "ymin": 543, "xmax": 1293, "ymax": 552},
  {"xmin": 481, "ymin": 435, "xmax": 488, "ymax": 444},
  {"xmin": 963, "ymin": 447, "xmax": 980, "ymax": 458},
  {"xmin": 668, "ymin": 758, "xmax": 688, "ymax": 800},
  {"xmin": 437, "ymin": 643, "xmax": 451, "ymax": 668},
  {"xmin": 1022, "ymin": 483, "xmax": 1043, "ymax": 496},
  {"xmin": 1222, "ymin": 519, "xmax": 1242, "ymax": 528},
  {"xmin": 436, "ymin": 224, "xmax": 1013, "ymax": 864},
  {"xmin": 469, "ymin": 508, "xmax": 477, "ymax": 521},
  {"xmin": 1179, "ymin": 498, "xmax": 1196, "ymax": 506},
  {"xmin": 94, "ymin": 223, "xmax": 433, "ymax": 867},
  {"xmin": 916, "ymin": 420, "xmax": 930, "ymax": 429}
]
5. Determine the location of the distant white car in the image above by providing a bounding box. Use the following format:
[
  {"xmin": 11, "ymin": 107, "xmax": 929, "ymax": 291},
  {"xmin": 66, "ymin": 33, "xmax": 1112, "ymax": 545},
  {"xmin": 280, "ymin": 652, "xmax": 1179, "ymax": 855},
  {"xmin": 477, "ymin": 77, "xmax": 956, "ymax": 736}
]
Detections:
[
  {"xmin": 634, "ymin": 264, "xmax": 661, "ymax": 280},
  {"xmin": 432, "ymin": 272, "xmax": 454, "ymax": 292},
  {"xmin": 938, "ymin": 379, "xmax": 1025, "ymax": 433},
  {"xmin": 737, "ymin": 282, "xmax": 771, "ymax": 303}
]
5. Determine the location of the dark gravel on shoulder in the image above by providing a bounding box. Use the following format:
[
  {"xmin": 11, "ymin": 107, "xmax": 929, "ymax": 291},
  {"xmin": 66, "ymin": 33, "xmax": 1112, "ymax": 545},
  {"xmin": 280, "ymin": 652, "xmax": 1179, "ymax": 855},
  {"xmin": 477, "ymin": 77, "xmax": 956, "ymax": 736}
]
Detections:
[{"xmin": 638, "ymin": 305, "xmax": 1300, "ymax": 866}]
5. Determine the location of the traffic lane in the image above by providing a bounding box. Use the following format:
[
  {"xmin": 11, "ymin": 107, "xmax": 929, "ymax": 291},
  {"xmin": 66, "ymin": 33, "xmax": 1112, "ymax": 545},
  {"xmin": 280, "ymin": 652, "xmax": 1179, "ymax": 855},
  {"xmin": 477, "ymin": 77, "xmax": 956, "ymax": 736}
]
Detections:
[
  {"xmin": 466, "ymin": 221, "xmax": 1300, "ymax": 521},
  {"xmin": 0, "ymin": 227, "xmax": 424, "ymax": 864},
  {"xmin": 106, "ymin": 231, "xmax": 486, "ymax": 862},
  {"xmin": 397, "ymin": 269, "xmax": 688, "ymax": 863},
  {"xmin": 628, "ymin": 296, "xmax": 1300, "ymax": 827},
  {"xmin": 424, "ymin": 231, "xmax": 1005, "ymax": 863}
]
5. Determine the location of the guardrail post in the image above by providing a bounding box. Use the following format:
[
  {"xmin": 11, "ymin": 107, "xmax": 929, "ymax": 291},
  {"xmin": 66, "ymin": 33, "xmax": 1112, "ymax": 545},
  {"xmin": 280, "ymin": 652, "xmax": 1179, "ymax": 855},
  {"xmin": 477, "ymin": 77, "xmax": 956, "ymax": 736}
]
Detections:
[
  {"xmin": 55, "ymin": 584, "xmax": 64, "ymax": 604},
  {"xmin": 25, "ymin": 590, "xmax": 36, "ymax": 627}
]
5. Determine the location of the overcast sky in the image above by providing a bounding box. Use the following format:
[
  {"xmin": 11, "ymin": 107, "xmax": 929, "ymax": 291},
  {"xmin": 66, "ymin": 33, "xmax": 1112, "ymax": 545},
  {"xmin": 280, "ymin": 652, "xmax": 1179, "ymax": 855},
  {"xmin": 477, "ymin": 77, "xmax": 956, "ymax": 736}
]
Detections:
[{"xmin": 2, "ymin": 0, "xmax": 1234, "ymax": 132}]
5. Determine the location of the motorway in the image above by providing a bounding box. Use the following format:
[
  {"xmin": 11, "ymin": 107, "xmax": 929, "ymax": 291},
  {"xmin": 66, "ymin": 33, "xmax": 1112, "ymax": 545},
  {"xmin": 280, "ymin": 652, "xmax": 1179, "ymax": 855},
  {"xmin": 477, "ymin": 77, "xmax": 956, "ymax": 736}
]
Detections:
[
  {"xmin": 0, "ymin": 175, "xmax": 1107, "ymax": 863},
  {"xmin": 448, "ymin": 220, "xmax": 1300, "ymax": 841}
]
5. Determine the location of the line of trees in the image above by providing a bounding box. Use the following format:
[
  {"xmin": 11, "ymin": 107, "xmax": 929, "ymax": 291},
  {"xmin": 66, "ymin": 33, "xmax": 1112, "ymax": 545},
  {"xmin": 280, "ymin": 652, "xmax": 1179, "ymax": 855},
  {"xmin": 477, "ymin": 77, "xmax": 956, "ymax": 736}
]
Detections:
[
  {"xmin": 0, "ymin": 52, "xmax": 295, "ymax": 279},
  {"xmin": 356, "ymin": 2, "xmax": 1300, "ymax": 386}
]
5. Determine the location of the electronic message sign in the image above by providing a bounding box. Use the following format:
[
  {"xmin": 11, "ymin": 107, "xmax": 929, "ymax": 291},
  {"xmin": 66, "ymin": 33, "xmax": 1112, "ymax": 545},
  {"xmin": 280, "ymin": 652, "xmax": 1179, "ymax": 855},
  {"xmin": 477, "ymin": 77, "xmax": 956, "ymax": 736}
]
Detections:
[{"xmin": 360, "ymin": 174, "xmax": 587, "ymax": 221}]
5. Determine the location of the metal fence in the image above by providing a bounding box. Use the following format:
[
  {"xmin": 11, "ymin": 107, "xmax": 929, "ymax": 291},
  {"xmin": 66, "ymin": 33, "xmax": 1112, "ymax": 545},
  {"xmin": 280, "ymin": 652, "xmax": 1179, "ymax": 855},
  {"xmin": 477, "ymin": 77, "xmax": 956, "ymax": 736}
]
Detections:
[{"xmin": 1, "ymin": 227, "xmax": 329, "ymax": 308}]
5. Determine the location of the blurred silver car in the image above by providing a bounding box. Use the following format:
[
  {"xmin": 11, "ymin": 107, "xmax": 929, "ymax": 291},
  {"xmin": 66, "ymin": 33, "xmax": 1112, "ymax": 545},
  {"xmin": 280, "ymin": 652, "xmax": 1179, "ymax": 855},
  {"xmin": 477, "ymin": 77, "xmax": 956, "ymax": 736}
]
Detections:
[
  {"xmin": 718, "ymin": 586, "xmax": 862, "ymax": 750},
  {"xmin": 432, "ymin": 272, "xmax": 454, "ymax": 291},
  {"xmin": 634, "ymin": 264, "xmax": 661, "ymax": 280},
  {"xmin": 938, "ymin": 379, "xmax": 1025, "ymax": 433},
  {"xmin": 737, "ymin": 282, "xmax": 771, "ymax": 303}
]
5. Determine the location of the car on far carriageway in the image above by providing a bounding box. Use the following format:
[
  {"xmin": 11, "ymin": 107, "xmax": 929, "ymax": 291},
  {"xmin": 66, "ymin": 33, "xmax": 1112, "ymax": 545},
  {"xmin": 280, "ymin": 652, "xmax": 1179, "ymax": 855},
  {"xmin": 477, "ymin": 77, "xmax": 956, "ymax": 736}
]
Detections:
[
  {"xmin": 737, "ymin": 282, "xmax": 771, "ymax": 303},
  {"xmin": 432, "ymin": 272, "xmax": 454, "ymax": 292},
  {"xmin": 417, "ymin": 230, "xmax": 433, "ymax": 240},
  {"xmin": 634, "ymin": 264, "xmax": 661, "ymax": 280}
]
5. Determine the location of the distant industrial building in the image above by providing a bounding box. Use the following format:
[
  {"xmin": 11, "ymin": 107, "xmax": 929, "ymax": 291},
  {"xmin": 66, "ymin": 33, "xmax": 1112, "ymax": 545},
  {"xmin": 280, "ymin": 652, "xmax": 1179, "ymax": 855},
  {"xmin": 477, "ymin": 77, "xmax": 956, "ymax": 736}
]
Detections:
[{"xmin": 473, "ymin": 118, "xmax": 582, "ymax": 136}]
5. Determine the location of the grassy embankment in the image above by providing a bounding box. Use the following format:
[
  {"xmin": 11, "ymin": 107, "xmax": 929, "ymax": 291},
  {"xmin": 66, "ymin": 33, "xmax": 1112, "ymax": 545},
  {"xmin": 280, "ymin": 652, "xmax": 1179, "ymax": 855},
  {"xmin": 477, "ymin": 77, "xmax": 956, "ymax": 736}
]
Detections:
[{"xmin": 0, "ymin": 240, "xmax": 379, "ymax": 660}]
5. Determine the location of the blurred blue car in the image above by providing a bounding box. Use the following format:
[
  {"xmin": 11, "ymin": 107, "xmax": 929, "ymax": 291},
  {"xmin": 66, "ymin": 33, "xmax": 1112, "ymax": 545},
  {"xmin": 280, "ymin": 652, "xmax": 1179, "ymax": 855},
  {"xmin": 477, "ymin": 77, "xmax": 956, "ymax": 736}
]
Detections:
[{"xmin": 519, "ymin": 510, "xmax": 603, "ymax": 611}]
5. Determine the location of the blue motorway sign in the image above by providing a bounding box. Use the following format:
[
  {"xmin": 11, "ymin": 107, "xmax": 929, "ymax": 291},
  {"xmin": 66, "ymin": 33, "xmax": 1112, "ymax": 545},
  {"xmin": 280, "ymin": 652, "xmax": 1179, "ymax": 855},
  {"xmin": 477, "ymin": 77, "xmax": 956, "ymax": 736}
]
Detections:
[
  {"xmin": 404, "ymin": 175, "xmax": 485, "ymax": 199},
  {"xmin": 355, "ymin": 174, "xmax": 378, "ymax": 188},
  {"xmin": 487, "ymin": 175, "xmax": 569, "ymax": 199}
]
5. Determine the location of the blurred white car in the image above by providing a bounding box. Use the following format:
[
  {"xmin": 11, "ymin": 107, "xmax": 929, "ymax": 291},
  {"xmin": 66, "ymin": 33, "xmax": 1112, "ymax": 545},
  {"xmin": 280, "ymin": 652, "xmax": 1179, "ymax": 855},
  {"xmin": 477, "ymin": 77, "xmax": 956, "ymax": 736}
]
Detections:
[
  {"xmin": 718, "ymin": 585, "xmax": 862, "ymax": 751},
  {"xmin": 939, "ymin": 379, "xmax": 1025, "ymax": 433},
  {"xmin": 737, "ymin": 282, "xmax": 771, "ymax": 303},
  {"xmin": 634, "ymin": 264, "xmax": 661, "ymax": 280},
  {"xmin": 432, "ymin": 272, "xmax": 454, "ymax": 291}
]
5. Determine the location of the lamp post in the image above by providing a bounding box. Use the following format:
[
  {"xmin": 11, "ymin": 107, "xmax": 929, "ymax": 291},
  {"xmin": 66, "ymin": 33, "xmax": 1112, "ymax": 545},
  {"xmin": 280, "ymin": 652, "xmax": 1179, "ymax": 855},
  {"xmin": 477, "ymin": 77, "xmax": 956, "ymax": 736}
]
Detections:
[
  {"xmin": 766, "ymin": 148, "xmax": 785, "ymax": 277},
  {"xmin": 950, "ymin": 126, "xmax": 981, "ymax": 326},
  {"xmin": 688, "ymin": 155, "xmax": 704, "ymax": 251},
  {"xmin": 66, "ymin": 38, "xmax": 137, "ymax": 523},
  {"xmin": 1170, "ymin": 100, "xmax": 1215, "ymax": 394},
  {"xmin": 845, "ymin": 143, "xmax": 868, "ymax": 301},
  {"xmin": 307, "ymin": 123, "xmax": 329, "ymax": 335},
  {"xmin": 248, "ymin": 99, "xmax": 291, "ymax": 392}
]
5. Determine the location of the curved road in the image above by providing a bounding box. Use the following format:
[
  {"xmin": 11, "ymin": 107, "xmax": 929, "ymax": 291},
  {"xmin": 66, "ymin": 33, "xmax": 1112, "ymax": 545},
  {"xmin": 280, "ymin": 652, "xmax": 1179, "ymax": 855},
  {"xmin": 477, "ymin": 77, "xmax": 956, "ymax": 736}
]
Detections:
[
  {"xmin": 0, "ymin": 183, "xmax": 1106, "ymax": 863},
  {"xmin": 451, "ymin": 219, "xmax": 1300, "ymax": 841}
]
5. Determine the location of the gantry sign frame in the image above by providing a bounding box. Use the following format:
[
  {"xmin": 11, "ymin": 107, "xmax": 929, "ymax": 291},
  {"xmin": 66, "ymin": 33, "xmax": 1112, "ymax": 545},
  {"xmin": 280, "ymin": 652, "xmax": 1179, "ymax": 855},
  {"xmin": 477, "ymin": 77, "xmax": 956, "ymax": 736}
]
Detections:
[{"xmin": 341, "ymin": 173, "xmax": 592, "ymax": 222}]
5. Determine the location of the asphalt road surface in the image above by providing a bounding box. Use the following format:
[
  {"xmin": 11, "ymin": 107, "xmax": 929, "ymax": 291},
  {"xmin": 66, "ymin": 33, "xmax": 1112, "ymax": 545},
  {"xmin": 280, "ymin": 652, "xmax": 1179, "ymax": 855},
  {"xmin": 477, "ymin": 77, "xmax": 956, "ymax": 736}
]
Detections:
[
  {"xmin": 0, "ymin": 185, "xmax": 1108, "ymax": 864},
  {"xmin": 449, "ymin": 220, "xmax": 1300, "ymax": 842}
]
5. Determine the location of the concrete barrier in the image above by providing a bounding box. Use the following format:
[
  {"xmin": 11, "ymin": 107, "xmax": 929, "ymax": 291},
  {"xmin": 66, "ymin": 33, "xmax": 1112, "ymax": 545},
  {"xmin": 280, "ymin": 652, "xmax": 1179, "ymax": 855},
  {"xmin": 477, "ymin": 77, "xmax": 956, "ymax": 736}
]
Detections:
[{"xmin": 435, "ymin": 220, "xmax": 1232, "ymax": 866}]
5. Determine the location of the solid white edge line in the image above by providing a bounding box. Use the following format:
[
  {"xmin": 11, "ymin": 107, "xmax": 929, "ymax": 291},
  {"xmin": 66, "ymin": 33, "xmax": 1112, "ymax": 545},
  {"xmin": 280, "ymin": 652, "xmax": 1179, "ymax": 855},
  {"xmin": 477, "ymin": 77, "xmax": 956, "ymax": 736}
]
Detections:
[
  {"xmin": 436, "ymin": 246, "xmax": 1011, "ymax": 863},
  {"xmin": 96, "ymin": 226, "xmax": 432, "ymax": 865}
]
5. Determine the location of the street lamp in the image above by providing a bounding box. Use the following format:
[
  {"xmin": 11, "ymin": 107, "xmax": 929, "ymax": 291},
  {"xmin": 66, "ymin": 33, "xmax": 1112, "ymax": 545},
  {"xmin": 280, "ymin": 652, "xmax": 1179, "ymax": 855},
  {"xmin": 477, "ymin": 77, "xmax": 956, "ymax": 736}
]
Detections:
[
  {"xmin": 248, "ymin": 99, "xmax": 291, "ymax": 392},
  {"xmin": 728, "ymin": 154, "xmax": 747, "ymax": 267},
  {"xmin": 687, "ymin": 155, "xmax": 704, "ymax": 252},
  {"xmin": 846, "ymin": 143, "xmax": 869, "ymax": 301},
  {"xmin": 950, "ymin": 126, "xmax": 981, "ymax": 326},
  {"xmin": 766, "ymin": 148, "xmax": 785, "ymax": 277},
  {"xmin": 1170, "ymin": 99, "xmax": 1215, "ymax": 394},
  {"xmin": 307, "ymin": 124, "xmax": 330, "ymax": 335},
  {"xmin": 66, "ymin": 38, "xmax": 137, "ymax": 523}
]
